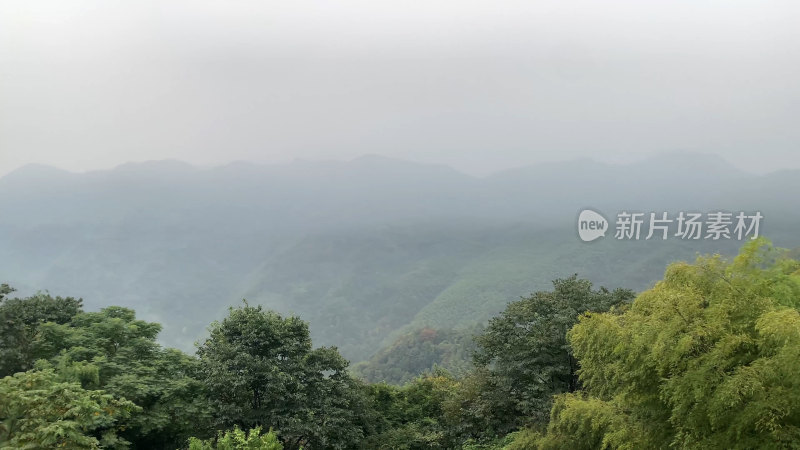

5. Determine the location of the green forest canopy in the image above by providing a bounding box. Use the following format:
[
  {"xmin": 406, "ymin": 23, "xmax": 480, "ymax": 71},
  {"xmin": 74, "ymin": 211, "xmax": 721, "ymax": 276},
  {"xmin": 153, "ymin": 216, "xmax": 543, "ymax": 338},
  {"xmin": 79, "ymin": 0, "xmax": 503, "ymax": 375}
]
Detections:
[{"xmin": 1, "ymin": 239, "xmax": 799, "ymax": 449}]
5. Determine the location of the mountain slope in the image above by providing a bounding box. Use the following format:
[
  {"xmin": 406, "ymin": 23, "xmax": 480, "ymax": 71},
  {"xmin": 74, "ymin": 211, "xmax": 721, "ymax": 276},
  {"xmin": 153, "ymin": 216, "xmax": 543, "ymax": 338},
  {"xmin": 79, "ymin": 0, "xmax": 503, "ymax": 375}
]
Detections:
[{"xmin": 1, "ymin": 154, "xmax": 797, "ymax": 362}]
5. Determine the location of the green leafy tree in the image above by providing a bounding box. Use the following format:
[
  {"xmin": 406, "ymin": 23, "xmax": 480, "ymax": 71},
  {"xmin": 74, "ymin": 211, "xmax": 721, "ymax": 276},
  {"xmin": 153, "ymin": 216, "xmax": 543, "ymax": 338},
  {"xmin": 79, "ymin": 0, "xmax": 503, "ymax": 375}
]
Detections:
[
  {"xmin": 0, "ymin": 368, "xmax": 138, "ymax": 449},
  {"xmin": 0, "ymin": 284, "xmax": 13, "ymax": 301},
  {"xmin": 461, "ymin": 276, "xmax": 633, "ymax": 436},
  {"xmin": 537, "ymin": 239, "xmax": 800, "ymax": 449},
  {"xmin": 197, "ymin": 302, "xmax": 367, "ymax": 450},
  {"xmin": 187, "ymin": 426, "xmax": 282, "ymax": 450},
  {"xmin": 0, "ymin": 287, "xmax": 83, "ymax": 377},
  {"xmin": 38, "ymin": 307, "xmax": 211, "ymax": 449},
  {"xmin": 361, "ymin": 371, "xmax": 461, "ymax": 450}
]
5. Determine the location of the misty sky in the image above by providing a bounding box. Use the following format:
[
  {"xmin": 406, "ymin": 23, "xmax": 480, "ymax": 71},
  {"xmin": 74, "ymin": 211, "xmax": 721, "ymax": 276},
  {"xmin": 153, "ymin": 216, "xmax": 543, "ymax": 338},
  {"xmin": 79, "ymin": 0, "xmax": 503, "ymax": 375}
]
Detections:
[{"xmin": 1, "ymin": 1, "xmax": 799, "ymax": 177}]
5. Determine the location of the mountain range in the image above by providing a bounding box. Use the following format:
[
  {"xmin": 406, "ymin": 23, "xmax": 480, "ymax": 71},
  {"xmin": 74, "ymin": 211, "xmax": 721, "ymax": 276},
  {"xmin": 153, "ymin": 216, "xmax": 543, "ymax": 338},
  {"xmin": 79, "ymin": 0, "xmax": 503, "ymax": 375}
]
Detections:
[{"xmin": 1, "ymin": 153, "xmax": 798, "ymax": 363}]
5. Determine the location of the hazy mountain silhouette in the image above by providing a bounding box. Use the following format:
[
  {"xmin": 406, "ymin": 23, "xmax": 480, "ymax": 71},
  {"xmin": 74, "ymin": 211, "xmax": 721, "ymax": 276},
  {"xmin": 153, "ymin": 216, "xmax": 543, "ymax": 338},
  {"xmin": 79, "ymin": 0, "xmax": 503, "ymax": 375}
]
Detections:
[{"xmin": 1, "ymin": 153, "xmax": 797, "ymax": 361}]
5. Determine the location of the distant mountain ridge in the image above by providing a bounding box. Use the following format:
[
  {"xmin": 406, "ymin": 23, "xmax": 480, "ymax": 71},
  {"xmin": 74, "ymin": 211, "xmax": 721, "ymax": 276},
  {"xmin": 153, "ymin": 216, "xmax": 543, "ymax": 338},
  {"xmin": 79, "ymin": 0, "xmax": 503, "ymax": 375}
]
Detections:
[
  {"xmin": 0, "ymin": 151, "xmax": 755, "ymax": 185},
  {"xmin": 1, "ymin": 153, "xmax": 797, "ymax": 362}
]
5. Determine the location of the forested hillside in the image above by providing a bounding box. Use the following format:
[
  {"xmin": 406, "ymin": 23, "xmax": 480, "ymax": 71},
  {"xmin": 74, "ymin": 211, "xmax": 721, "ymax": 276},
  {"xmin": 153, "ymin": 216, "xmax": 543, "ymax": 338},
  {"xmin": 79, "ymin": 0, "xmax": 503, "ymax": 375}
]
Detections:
[
  {"xmin": 2, "ymin": 239, "xmax": 799, "ymax": 449},
  {"xmin": 1, "ymin": 154, "xmax": 798, "ymax": 364},
  {"xmin": 353, "ymin": 326, "xmax": 481, "ymax": 384}
]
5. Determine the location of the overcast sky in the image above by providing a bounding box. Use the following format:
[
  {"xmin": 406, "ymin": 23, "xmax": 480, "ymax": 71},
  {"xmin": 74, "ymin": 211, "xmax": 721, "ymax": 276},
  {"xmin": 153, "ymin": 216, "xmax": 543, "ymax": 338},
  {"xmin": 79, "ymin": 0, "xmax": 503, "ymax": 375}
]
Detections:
[{"xmin": 1, "ymin": 0, "xmax": 799, "ymax": 176}]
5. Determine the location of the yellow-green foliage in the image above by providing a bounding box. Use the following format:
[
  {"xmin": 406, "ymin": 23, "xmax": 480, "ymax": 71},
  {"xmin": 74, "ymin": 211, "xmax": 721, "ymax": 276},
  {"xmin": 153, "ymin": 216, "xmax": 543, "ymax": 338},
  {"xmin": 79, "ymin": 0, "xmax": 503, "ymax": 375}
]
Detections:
[
  {"xmin": 536, "ymin": 239, "xmax": 800, "ymax": 449},
  {"xmin": 505, "ymin": 428, "xmax": 544, "ymax": 450},
  {"xmin": 187, "ymin": 426, "xmax": 283, "ymax": 450}
]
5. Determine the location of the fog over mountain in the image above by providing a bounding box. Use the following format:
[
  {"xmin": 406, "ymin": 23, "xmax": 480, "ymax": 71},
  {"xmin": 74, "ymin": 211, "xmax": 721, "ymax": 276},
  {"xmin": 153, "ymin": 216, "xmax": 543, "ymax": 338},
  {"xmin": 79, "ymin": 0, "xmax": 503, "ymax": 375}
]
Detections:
[
  {"xmin": 4, "ymin": 1, "xmax": 800, "ymax": 447},
  {"xmin": 2, "ymin": 153, "xmax": 798, "ymax": 361},
  {"xmin": 3, "ymin": 1, "xmax": 800, "ymax": 177},
  {"xmin": 0, "ymin": 154, "xmax": 800, "ymax": 360}
]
